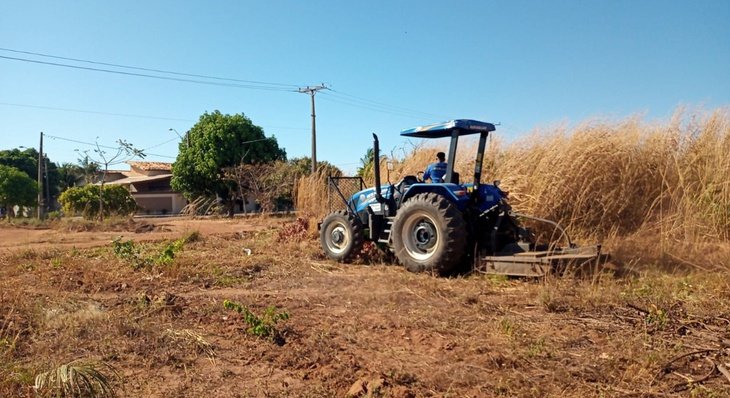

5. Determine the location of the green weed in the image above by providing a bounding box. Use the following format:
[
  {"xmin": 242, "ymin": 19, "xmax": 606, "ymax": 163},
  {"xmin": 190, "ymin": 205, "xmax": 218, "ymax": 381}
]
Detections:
[
  {"xmin": 111, "ymin": 238, "xmax": 150, "ymax": 270},
  {"xmin": 223, "ymin": 300, "xmax": 289, "ymax": 341},
  {"xmin": 155, "ymin": 238, "xmax": 185, "ymax": 265},
  {"xmin": 111, "ymin": 237, "xmax": 187, "ymax": 270}
]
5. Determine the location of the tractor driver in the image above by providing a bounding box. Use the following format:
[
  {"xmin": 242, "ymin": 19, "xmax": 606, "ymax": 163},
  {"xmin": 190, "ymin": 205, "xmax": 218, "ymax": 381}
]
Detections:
[{"xmin": 423, "ymin": 152, "xmax": 447, "ymax": 183}]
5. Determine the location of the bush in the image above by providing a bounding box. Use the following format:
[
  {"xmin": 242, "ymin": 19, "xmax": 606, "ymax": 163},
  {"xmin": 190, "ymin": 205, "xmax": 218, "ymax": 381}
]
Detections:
[{"xmin": 58, "ymin": 185, "xmax": 137, "ymax": 219}]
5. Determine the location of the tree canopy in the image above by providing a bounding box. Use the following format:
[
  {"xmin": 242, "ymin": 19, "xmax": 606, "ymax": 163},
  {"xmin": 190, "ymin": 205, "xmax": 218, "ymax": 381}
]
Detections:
[
  {"xmin": 0, "ymin": 148, "xmax": 60, "ymax": 198},
  {"xmin": 171, "ymin": 111, "xmax": 286, "ymax": 213},
  {"xmin": 0, "ymin": 164, "xmax": 38, "ymax": 215}
]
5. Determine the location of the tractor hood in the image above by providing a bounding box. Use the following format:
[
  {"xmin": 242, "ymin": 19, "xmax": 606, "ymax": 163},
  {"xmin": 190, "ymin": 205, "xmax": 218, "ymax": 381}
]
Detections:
[{"xmin": 400, "ymin": 119, "xmax": 496, "ymax": 138}]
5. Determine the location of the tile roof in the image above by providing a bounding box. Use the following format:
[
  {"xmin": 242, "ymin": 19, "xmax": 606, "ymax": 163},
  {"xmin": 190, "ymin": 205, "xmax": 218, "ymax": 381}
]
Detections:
[
  {"xmin": 103, "ymin": 173, "xmax": 173, "ymax": 185},
  {"xmin": 127, "ymin": 161, "xmax": 173, "ymax": 171}
]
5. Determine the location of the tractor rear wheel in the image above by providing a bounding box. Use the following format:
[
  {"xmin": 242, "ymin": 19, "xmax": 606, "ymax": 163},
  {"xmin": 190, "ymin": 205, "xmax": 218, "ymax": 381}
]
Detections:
[
  {"xmin": 392, "ymin": 193, "xmax": 467, "ymax": 274},
  {"xmin": 320, "ymin": 210, "xmax": 364, "ymax": 262}
]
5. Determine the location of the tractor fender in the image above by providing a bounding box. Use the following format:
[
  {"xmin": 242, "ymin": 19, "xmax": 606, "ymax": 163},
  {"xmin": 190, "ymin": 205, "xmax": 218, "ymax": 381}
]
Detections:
[{"xmin": 400, "ymin": 183, "xmax": 469, "ymax": 210}]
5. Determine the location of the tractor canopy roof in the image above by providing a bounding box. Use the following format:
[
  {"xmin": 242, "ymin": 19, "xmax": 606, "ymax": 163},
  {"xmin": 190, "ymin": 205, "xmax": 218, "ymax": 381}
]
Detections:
[{"xmin": 400, "ymin": 119, "xmax": 496, "ymax": 138}]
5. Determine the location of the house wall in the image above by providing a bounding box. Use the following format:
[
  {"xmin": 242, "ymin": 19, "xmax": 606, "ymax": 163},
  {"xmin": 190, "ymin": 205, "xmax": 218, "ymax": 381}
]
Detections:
[{"xmin": 133, "ymin": 193, "xmax": 187, "ymax": 215}]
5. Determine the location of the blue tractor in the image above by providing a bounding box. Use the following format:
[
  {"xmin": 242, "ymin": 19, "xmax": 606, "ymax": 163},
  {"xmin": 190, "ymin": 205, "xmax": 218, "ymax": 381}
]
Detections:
[{"xmin": 320, "ymin": 120, "xmax": 604, "ymax": 276}]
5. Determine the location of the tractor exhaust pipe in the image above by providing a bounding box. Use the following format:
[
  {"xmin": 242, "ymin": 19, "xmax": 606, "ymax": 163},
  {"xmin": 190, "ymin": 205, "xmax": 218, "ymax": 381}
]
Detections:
[{"xmin": 372, "ymin": 133, "xmax": 384, "ymax": 203}]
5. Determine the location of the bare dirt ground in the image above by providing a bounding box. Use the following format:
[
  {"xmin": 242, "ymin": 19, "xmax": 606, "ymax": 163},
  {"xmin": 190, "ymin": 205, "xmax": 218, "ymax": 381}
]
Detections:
[
  {"xmin": 0, "ymin": 217, "xmax": 264, "ymax": 250},
  {"xmin": 1, "ymin": 216, "xmax": 729, "ymax": 397}
]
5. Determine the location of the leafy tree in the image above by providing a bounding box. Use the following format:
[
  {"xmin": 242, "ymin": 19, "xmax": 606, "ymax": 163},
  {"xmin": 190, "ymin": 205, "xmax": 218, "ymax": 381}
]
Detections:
[
  {"xmin": 171, "ymin": 111, "xmax": 286, "ymax": 216},
  {"xmin": 57, "ymin": 163, "xmax": 85, "ymax": 191},
  {"xmin": 0, "ymin": 165, "xmax": 38, "ymax": 217},
  {"xmin": 356, "ymin": 148, "xmax": 374, "ymax": 178},
  {"xmin": 58, "ymin": 185, "xmax": 137, "ymax": 219},
  {"xmin": 0, "ymin": 148, "xmax": 60, "ymax": 200},
  {"xmin": 288, "ymin": 157, "xmax": 341, "ymax": 177},
  {"xmin": 77, "ymin": 156, "xmax": 101, "ymax": 184}
]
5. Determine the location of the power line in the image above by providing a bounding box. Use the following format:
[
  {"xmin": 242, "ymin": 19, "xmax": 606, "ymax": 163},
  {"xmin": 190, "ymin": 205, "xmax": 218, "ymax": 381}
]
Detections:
[
  {"xmin": 328, "ymin": 89, "xmax": 448, "ymax": 120},
  {"xmin": 44, "ymin": 133, "xmax": 176, "ymax": 159},
  {"xmin": 0, "ymin": 47, "xmax": 300, "ymax": 88},
  {"xmin": 0, "ymin": 101, "xmax": 195, "ymax": 122},
  {"xmin": 142, "ymin": 137, "xmax": 179, "ymax": 151},
  {"xmin": 0, "ymin": 55, "xmax": 297, "ymax": 92},
  {"xmin": 0, "ymin": 101, "xmax": 309, "ymax": 131},
  {"xmin": 319, "ymin": 92, "xmax": 442, "ymax": 120}
]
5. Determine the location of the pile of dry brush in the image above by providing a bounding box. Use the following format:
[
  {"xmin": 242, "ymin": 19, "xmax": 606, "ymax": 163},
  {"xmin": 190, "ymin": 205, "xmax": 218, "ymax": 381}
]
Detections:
[{"xmin": 296, "ymin": 109, "xmax": 730, "ymax": 270}]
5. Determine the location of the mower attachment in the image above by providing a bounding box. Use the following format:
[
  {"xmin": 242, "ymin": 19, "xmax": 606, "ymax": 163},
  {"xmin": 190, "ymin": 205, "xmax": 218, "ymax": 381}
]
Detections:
[{"xmin": 479, "ymin": 245, "xmax": 608, "ymax": 277}]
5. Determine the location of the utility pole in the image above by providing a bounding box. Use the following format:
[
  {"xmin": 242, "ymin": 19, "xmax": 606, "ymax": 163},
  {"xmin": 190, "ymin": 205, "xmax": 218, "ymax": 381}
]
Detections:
[
  {"xmin": 298, "ymin": 84, "xmax": 328, "ymax": 174},
  {"xmin": 37, "ymin": 131, "xmax": 44, "ymax": 219}
]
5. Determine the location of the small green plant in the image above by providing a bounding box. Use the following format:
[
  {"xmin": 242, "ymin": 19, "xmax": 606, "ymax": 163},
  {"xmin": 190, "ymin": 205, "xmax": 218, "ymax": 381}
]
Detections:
[
  {"xmin": 223, "ymin": 299, "xmax": 289, "ymax": 341},
  {"xmin": 111, "ymin": 238, "xmax": 150, "ymax": 270},
  {"xmin": 499, "ymin": 318, "xmax": 516, "ymax": 338},
  {"xmin": 111, "ymin": 237, "xmax": 187, "ymax": 269},
  {"xmin": 645, "ymin": 304, "xmax": 668, "ymax": 328},
  {"xmin": 155, "ymin": 238, "xmax": 185, "ymax": 265},
  {"xmin": 50, "ymin": 257, "xmax": 63, "ymax": 268},
  {"xmin": 34, "ymin": 360, "xmax": 118, "ymax": 398}
]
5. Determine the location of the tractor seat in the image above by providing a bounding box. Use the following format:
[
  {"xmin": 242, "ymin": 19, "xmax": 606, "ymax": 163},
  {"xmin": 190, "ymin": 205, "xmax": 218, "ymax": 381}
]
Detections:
[{"xmin": 393, "ymin": 175, "xmax": 419, "ymax": 205}]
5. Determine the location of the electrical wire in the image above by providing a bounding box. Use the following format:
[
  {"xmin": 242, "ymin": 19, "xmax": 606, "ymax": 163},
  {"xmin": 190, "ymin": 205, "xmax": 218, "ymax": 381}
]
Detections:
[
  {"xmin": 319, "ymin": 92, "xmax": 441, "ymax": 120},
  {"xmin": 0, "ymin": 101, "xmax": 195, "ymax": 122},
  {"xmin": 0, "ymin": 101, "xmax": 309, "ymax": 132},
  {"xmin": 1, "ymin": 47, "xmax": 448, "ymax": 125},
  {"xmin": 44, "ymin": 133, "xmax": 176, "ymax": 159},
  {"xmin": 142, "ymin": 137, "xmax": 179, "ymax": 151},
  {"xmin": 327, "ymin": 89, "xmax": 449, "ymax": 120},
  {"xmin": 0, "ymin": 47, "xmax": 300, "ymax": 88},
  {"xmin": 0, "ymin": 55, "xmax": 297, "ymax": 92}
]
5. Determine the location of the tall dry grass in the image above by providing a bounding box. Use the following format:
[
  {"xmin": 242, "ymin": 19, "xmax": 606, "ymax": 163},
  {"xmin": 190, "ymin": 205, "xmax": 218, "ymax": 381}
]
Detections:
[
  {"xmin": 298, "ymin": 109, "xmax": 730, "ymax": 269},
  {"xmin": 493, "ymin": 110, "xmax": 729, "ymax": 242}
]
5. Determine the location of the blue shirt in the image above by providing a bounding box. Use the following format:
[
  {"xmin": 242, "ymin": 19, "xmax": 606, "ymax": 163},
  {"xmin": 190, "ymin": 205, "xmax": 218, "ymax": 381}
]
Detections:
[{"xmin": 424, "ymin": 161, "xmax": 447, "ymax": 183}]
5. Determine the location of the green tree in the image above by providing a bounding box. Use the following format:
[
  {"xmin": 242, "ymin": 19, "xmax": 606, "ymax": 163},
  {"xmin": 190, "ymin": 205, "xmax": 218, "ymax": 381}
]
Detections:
[
  {"xmin": 356, "ymin": 148, "xmax": 374, "ymax": 178},
  {"xmin": 57, "ymin": 163, "xmax": 85, "ymax": 191},
  {"xmin": 0, "ymin": 148, "xmax": 60, "ymax": 201},
  {"xmin": 0, "ymin": 165, "xmax": 38, "ymax": 217},
  {"xmin": 287, "ymin": 157, "xmax": 341, "ymax": 177},
  {"xmin": 171, "ymin": 111, "xmax": 286, "ymax": 216},
  {"xmin": 58, "ymin": 185, "xmax": 137, "ymax": 219},
  {"xmin": 77, "ymin": 156, "xmax": 101, "ymax": 184}
]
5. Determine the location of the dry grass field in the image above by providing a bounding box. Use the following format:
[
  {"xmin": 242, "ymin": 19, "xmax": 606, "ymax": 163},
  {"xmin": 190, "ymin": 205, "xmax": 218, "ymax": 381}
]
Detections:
[
  {"xmin": 2, "ymin": 110, "xmax": 729, "ymax": 397},
  {"xmin": 0, "ymin": 217, "xmax": 728, "ymax": 397}
]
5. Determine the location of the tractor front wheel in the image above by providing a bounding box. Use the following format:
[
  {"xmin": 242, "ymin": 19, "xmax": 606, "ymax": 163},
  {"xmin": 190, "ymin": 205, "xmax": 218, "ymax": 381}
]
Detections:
[
  {"xmin": 320, "ymin": 210, "xmax": 364, "ymax": 262},
  {"xmin": 392, "ymin": 193, "xmax": 467, "ymax": 274}
]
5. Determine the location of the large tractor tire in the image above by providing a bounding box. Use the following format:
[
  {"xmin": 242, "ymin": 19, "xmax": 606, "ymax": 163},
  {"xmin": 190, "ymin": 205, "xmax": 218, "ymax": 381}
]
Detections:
[
  {"xmin": 320, "ymin": 210, "xmax": 364, "ymax": 262},
  {"xmin": 392, "ymin": 193, "xmax": 467, "ymax": 274}
]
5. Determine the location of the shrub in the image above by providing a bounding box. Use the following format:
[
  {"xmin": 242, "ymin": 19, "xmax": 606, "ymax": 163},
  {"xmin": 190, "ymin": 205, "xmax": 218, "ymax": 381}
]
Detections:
[{"xmin": 58, "ymin": 185, "xmax": 137, "ymax": 220}]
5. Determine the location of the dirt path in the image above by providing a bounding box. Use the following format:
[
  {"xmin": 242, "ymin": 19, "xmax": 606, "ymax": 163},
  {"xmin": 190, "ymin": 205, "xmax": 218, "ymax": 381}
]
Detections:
[{"xmin": 0, "ymin": 217, "xmax": 269, "ymax": 251}]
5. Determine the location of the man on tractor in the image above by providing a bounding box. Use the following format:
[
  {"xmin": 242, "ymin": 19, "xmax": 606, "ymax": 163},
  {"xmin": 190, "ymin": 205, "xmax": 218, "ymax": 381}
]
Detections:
[{"xmin": 423, "ymin": 151, "xmax": 447, "ymax": 183}]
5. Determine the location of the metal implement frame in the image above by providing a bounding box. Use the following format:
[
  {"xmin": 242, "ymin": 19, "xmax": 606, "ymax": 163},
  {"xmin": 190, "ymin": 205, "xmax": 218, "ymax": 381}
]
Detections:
[
  {"xmin": 479, "ymin": 245, "xmax": 608, "ymax": 277},
  {"xmin": 327, "ymin": 176, "xmax": 365, "ymax": 215}
]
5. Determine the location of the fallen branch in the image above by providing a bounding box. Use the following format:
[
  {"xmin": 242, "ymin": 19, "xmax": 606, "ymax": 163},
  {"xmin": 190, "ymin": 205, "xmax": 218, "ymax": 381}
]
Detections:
[
  {"xmin": 670, "ymin": 358, "xmax": 717, "ymax": 392},
  {"xmin": 717, "ymin": 364, "xmax": 730, "ymax": 384}
]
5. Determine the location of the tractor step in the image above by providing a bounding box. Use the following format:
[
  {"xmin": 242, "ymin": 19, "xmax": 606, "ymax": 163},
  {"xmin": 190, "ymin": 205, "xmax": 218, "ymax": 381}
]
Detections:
[
  {"xmin": 478, "ymin": 245, "xmax": 608, "ymax": 277},
  {"xmin": 377, "ymin": 218, "xmax": 394, "ymax": 245}
]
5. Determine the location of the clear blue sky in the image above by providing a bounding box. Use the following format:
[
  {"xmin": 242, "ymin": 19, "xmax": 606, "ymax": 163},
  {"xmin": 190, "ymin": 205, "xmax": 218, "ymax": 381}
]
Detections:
[{"xmin": 1, "ymin": 1, "xmax": 728, "ymax": 174}]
